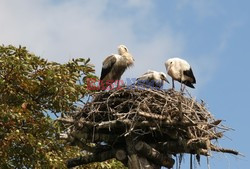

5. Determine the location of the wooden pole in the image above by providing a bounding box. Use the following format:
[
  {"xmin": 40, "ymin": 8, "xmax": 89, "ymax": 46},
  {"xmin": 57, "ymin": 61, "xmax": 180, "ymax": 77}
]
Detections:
[{"xmin": 135, "ymin": 141, "xmax": 175, "ymax": 168}]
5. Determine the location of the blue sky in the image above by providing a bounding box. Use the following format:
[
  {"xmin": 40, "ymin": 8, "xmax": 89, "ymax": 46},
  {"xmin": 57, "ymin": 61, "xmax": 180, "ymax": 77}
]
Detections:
[{"xmin": 1, "ymin": 0, "xmax": 249, "ymax": 168}]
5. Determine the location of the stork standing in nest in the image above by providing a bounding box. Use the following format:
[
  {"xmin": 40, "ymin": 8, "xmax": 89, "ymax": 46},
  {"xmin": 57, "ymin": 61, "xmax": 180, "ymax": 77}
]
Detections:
[
  {"xmin": 165, "ymin": 58, "xmax": 196, "ymax": 91},
  {"xmin": 136, "ymin": 70, "xmax": 169, "ymax": 89},
  {"xmin": 100, "ymin": 45, "xmax": 134, "ymax": 90}
]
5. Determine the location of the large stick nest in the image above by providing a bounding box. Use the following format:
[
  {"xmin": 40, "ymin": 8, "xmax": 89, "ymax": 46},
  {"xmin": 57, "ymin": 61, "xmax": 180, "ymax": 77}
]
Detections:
[{"xmin": 60, "ymin": 86, "xmax": 239, "ymax": 168}]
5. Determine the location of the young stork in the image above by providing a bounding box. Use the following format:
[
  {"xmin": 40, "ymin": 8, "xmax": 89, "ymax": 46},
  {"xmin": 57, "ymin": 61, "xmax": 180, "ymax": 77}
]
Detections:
[
  {"xmin": 100, "ymin": 45, "xmax": 134, "ymax": 90},
  {"xmin": 165, "ymin": 57, "xmax": 196, "ymax": 91},
  {"xmin": 136, "ymin": 70, "xmax": 169, "ymax": 89}
]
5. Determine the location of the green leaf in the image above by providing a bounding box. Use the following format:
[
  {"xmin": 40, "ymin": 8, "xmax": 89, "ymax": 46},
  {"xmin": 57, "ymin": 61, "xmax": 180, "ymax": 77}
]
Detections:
[{"xmin": 0, "ymin": 44, "xmax": 101, "ymax": 168}]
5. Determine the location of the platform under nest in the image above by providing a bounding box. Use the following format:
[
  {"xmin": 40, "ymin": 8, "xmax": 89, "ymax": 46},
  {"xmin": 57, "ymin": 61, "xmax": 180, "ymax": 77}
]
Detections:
[{"xmin": 59, "ymin": 86, "xmax": 239, "ymax": 168}]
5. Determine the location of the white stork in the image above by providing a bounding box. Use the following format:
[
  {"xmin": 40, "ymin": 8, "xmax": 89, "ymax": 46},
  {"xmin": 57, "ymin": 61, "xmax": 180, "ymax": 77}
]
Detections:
[
  {"xmin": 136, "ymin": 70, "xmax": 169, "ymax": 89},
  {"xmin": 100, "ymin": 45, "xmax": 134, "ymax": 90},
  {"xmin": 165, "ymin": 57, "xmax": 196, "ymax": 90}
]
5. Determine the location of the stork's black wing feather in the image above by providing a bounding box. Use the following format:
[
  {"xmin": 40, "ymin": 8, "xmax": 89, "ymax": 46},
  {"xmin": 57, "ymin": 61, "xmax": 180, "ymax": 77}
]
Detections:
[
  {"xmin": 183, "ymin": 80, "xmax": 195, "ymax": 88},
  {"xmin": 100, "ymin": 55, "xmax": 117, "ymax": 80},
  {"xmin": 183, "ymin": 68, "xmax": 196, "ymax": 83}
]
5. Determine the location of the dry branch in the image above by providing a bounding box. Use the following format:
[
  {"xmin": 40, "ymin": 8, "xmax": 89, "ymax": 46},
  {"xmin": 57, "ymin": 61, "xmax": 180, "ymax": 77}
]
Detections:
[
  {"xmin": 135, "ymin": 141, "xmax": 175, "ymax": 168},
  {"xmin": 156, "ymin": 139, "xmax": 211, "ymax": 156},
  {"xmin": 126, "ymin": 135, "xmax": 141, "ymax": 169},
  {"xmin": 59, "ymin": 87, "xmax": 240, "ymax": 168},
  {"xmin": 211, "ymin": 145, "xmax": 240, "ymax": 155},
  {"xmin": 67, "ymin": 149, "xmax": 115, "ymax": 168},
  {"xmin": 115, "ymin": 149, "xmax": 128, "ymax": 165}
]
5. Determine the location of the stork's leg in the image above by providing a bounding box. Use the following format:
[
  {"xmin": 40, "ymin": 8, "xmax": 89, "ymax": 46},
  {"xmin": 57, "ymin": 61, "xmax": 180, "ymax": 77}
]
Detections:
[
  {"xmin": 183, "ymin": 85, "xmax": 186, "ymax": 92},
  {"xmin": 117, "ymin": 78, "xmax": 120, "ymax": 89},
  {"xmin": 180, "ymin": 73, "xmax": 184, "ymax": 92},
  {"xmin": 117, "ymin": 78, "xmax": 124, "ymax": 90},
  {"xmin": 172, "ymin": 78, "xmax": 175, "ymax": 89},
  {"xmin": 180, "ymin": 81, "xmax": 183, "ymax": 92},
  {"xmin": 180, "ymin": 83, "xmax": 186, "ymax": 93}
]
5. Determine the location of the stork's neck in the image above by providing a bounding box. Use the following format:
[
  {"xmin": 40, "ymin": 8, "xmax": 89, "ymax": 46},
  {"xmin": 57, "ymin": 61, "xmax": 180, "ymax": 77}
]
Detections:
[{"xmin": 121, "ymin": 53, "xmax": 134, "ymax": 66}]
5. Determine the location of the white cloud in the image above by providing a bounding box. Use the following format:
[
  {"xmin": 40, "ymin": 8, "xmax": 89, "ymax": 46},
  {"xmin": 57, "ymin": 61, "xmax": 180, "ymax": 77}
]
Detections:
[
  {"xmin": 0, "ymin": 0, "xmax": 183, "ymax": 76},
  {"xmin": 0, "ymin": 0, "xmax": 223, "ymax": 92},
  {"xmin": 176, "ymin": 0, "xmax": 222, "ymax": 18},
  {"xmin": 218, "ymin": 21, "xmax": 243, "ymax": 52}
]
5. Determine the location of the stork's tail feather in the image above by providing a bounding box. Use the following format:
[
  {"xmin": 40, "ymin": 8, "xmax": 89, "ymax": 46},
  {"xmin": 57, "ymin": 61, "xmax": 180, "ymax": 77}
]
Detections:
[{"xmin": 183, "ymin": 81, "xmax": 195, "ymax": 88}]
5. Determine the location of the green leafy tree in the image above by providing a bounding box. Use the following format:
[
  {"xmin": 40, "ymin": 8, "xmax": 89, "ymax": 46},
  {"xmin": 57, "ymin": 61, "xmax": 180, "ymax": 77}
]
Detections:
[{"xmin": 0, "ymin": 45, "xmax": 101, "ymax": 168}]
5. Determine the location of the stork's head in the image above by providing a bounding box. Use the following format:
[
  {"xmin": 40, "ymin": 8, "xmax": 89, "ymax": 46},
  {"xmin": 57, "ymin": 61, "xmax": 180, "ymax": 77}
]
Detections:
[
  {"xmin": 159, "ymin": 72, "xmax": 169, "ymax": 83},
  {"xmin": 165, "ymin": 58, "xmax": 174, "ymax": 70},
  {"xmin": 118, "ymin": 45, "xmax": 129, "ymax": 55}
]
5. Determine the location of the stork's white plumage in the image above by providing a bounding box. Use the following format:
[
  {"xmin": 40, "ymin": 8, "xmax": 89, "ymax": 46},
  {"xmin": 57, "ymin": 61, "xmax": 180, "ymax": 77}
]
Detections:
[
  {"xmin": 165, "ymin": 58, "xmax": 196, "ymax": 89},
  {"xmin": 100, "ymin": 45, "xmax": 134, "ymax": 90},
  {"xmin": 136, "ymin": 70, "xmax": 169, "ymax": 88}
]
